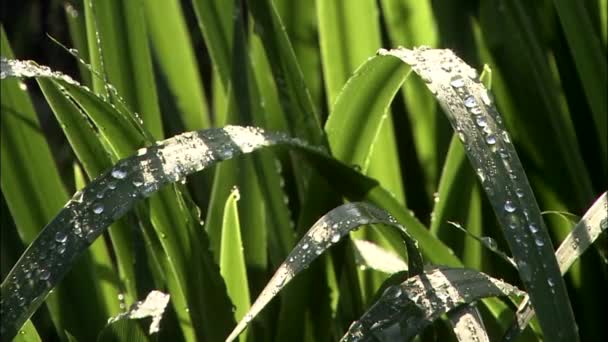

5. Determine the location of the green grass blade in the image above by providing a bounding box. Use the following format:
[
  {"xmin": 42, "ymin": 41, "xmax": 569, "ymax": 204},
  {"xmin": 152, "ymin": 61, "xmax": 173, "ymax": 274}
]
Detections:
[
  {"xmin": 144, "ymin": 0, "xmax": 211, "ymax": 130},
  {"xmin": 219, "ymin": 187, "xmax": 251, "ymax": 339},
  {"xmin": 381, "ymin": 47, "xmax": 577, "ymax": 341},
  {"xmin": 318, "ymin": 0, "xmax": 404, "ymax": 202},
  {"xmin": 0, "ymin": 123, "xmax": 357, "ymax": 340},
  {"xmin": 72, "ymin": 163, "xmax": 122, "ymax": 314},
  {"xmin": 248, "ymin": 0, "xmax": 324, "ymax": 145},
  {"xmin": 506, "ymin": 192, "xmax": 608, "ymax": 339},
  {"xmin": 12, "ymin": 319, "xmax": 41, "ymax": 342},
  {"xmin": 274, "ymin": 0, "xmax": 323, "ymax": 111},
  {"xmin": 551, "ymin": 0, "xmax": 607, "ymax": 159},
  {"xmin": 479, "ymin": 1, "xmax": 594, "ymax": 209},
  {"xmin": 84, "ymin": 0, "xmax": 164, "ymax": 139},
  {"xmin": 430, "ymin": 135, "xmax": 481, "ymax": 268},
  {"xmin": 38, "ymin": 78, "xmax": 139, "ymax": 304},
  {"xmin": 379, "ymin": 0, "xmax": 444, "ymax": 193},
  {"xmin": 0, "ymin": 33, "xmax": 111, "ymax": 340},
  {"xmin": 325, "ymin": 55, "xmax": 407, "ymax": 193},
  {"xmin": 226, "ymin": 202, "xmax": 424, "ymax": 341},
  {"xmin": 1, "ymin": 58, "xmax": 232, "ymax": 341},
  {"xmin": 341, "ymin": 267, "xmax": 524, "ymax": 341},
  {"xmin": 63, "ymin": 2, "xmax": 92, "ymax": 86},
  {"xmin": 190, "ymin": 0, "xmax": 234, "ymax": 91}
]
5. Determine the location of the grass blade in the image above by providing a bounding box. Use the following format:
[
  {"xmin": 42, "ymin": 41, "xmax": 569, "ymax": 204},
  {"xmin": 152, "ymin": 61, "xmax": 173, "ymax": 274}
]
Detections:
[
  {"xmin": 319, "ymin": 0, "xmax": 405, "ymax": 203},
  {"xmin": 226, "ymin": 202, "xmax": 424, "ymax": 341},
  {"xmin": 0, "ymin": 33, "xmax": 112, "ymax": 340},
  {"xmin": 506, "ymin": 192, "xmax": 608, "ymax": 339},
  {"xmin": 551, "ymin": 0, "xmax": 607, "ymax": 159},
  {"xmin": 0, "ymin": 122, "xmax": 373, "ymax": 340},
  {"xmin": 448, "ymin": 305, "xmax": 489, "ymax": 342},
  {"xmin": 84, "ymin": 0, "xmax": 163, "ymax": 138},
  {"xmin": 341, "ymin": 267, "xmax": 523, "ymax": 341},
  {"xmin": 380, "ymin": 47, "xmax": 578, "ymax": 341},
  {"xmin": 219, "ymin": 187, "xmax": 251, "ymax": 339},
  {"xmin": 144, "ymin": 0, "xmax": 211, "ymax": 130},
  {"xmin": 248, "ymin": 0, "xmax": 324, "ymax": 145},
  {"xmin": 12, "ymin": 319, "xmax": 41, "ymax": 342}
]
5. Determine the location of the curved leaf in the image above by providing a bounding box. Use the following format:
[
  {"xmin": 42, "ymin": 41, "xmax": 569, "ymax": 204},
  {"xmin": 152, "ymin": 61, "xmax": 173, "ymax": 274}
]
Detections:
[
  {"xmin": 380, "ymin": 47, "xmax": 577, "ymax": 341},
  {"xmin": 341, "ymin": 266, "xmax": 523, "ymax": 341},
  {"xmin": 0, "ymin": 125, "xmax": 323, "ymax": 340},
  {"xmin": 505, "ymin": 192, "xmax": 608, "ymax": 339},
  {"xmin": 226, "ymin": 202, "xmax": 424, "ymax": 341}
]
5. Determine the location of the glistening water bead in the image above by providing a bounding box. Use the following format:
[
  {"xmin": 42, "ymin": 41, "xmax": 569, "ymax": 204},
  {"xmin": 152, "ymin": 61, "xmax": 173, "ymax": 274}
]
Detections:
[
  {"xmin": 504, "ymin": 200, "xmax": 516, "ymax": 213},
  {"xmin": 111, "ymin": 169, "xmax": 127, "ymax": 179},
  {"xmin": 464, "ymin": 95, "xmax": 477, "ymax": 108},
  {"xmin": 93, "ymin": 203, "xmax": 104, "ymax": 214}
]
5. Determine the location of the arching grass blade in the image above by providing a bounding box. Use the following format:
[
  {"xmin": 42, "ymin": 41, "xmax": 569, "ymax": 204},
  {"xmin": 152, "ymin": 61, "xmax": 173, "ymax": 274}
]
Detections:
[
  {"xmin": 341, "ymin": 267, "xmax": 524, "ymax": 341},
  {"xmin": 226, "ymin": 202, "xmax": 424, "ymax": 341}
]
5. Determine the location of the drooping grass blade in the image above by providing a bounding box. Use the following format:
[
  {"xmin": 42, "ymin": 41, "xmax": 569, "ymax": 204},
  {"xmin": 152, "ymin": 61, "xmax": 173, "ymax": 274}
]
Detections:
[{"xmin": 226, "ymin": 202, "xmax": 424, "ymax": 341}]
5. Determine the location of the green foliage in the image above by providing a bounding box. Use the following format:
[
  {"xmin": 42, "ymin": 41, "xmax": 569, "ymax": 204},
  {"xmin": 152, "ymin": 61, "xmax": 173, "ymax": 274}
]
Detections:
[{"xmin": 1, "ymin": 0, "xmax": 606, "ymax": 341}]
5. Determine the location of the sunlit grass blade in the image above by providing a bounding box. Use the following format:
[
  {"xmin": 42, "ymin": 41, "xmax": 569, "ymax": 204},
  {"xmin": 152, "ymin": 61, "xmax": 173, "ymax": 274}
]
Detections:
[
  {"xmin": 63, "ymin": 2, "xmax": 92, "ymax": 86},
  {"xmin": 1, "ymin": 58, "xmax": 230, "ymax": 341},
  {"xmin": 0, "ymin": 32, "xmax": 113, "ymax": 340},
  {"xmin": 226, "ymin": 202, "xmax": 424, "ymax": 341},
  {"xmin": 0, "ymin": 122, "xmax": 376, "ymax": 340},
  {"xmin": 83, "ymin": 0, "xmax": 163, "ymax": 139},
  {"xmin": 341, "ymin": 267, "xmax": 523, "ymax": 341},
  {"xmin": 219, "ymin": 187, "xmax": 251, "ymax": 339},
  {"xmin": 37, "ymin": 78, "xmax": 139, "ymax": 305},
  {"xmin": 505, "ymin": 192, "xmax": 608, "ymax": 339},
  {"xmin": 379, "ymin": 0, "xmax": 444, "ymax": 193},
  {"xmin": 318, "ymin": 0, "xmax": 404, "ymax": 203},
  {"xmin": 248, "ymin": 0, "xmax": 324, "ymax": 145},
  {"xmin": 380, "ymin": 47, "xmax": 577, "ymax": 340},
  {"xmin": 448, "ymin": 305, "xmax": 489, "ymax": 342},
  {"xmin": 143, "ymin": 0, "xmax": 211, "ymax": 131},
  {"xmin": 12, "ymin": 319, "xmax": 41, "ymax": 342}
]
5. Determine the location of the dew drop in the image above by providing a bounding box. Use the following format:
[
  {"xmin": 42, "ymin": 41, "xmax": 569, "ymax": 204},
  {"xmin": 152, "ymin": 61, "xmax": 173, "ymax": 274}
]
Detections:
[
  {"xmin": 331, "ymin": 233, "xmax": 340, "ymax": 244},
  {"xmin": 54, "ymin": 231, "xmax": 67, "ymax": 243},
  {"xmin": 302, "ymin": 243, "xmax": 309, "ymax": 250},
  {"xmin": 450, "ymin": 75, "xmax": 465, "ymax": 88},
  {"xmin": 515, "ymin": 188, "xmax": 524, "ymax": 198},
  {"xmin": 57, "ymin": 244, "xmax": 66, "ymax": 255},
  {"xmin": 485, "ymin": 134, "xmax": 497, "ymax": 145},
  {"xmin": 93, "ymin": 203, "xmax": 104, "ymax": 214},
  {"xmin": 107, "ymin": 181, "xmax": 117, "ymax": 190},
  {"xmin": 501, "ymin": 131, "xmax": 511, "ymax": 143},
  {"xmin": 529, "ymin": 223, "xmax": 539, "ymax": 234},
  {"xmin": 504, "ymin": 200, "xmax": 516, "ymax": 213},
  {"xmin": 132, "ymin": 180, "xmax": 143, "ymax": 187},
  {"xmin": 475, "ymin": 116, "xmax": 488, "ymax": 127},
  {"xmin": 464, "ymin": 95, "xmax": 477, "ymax": 108},
  {"xmin": 535, "ymin": 238, "xmax": 545, "ymax": 247},
  {"xmin": 547, "ymin": 277, "xmax": 555, "ymax": 287},
  {"xmin": 458, "ymin": 131, "xmax": 466, "ymax": 143},
  {"xmin": 111, "ymin": 169, "xmax": 127, "ymax": 179}
]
